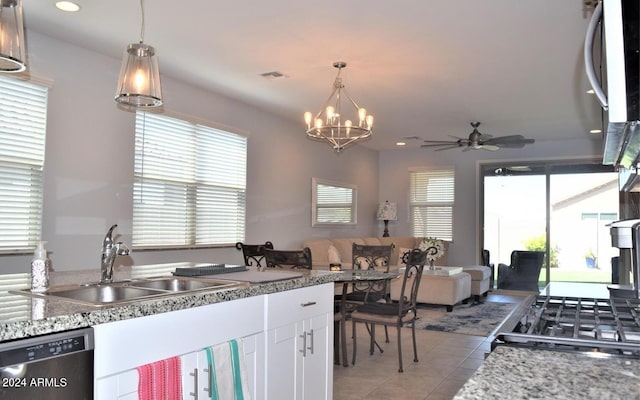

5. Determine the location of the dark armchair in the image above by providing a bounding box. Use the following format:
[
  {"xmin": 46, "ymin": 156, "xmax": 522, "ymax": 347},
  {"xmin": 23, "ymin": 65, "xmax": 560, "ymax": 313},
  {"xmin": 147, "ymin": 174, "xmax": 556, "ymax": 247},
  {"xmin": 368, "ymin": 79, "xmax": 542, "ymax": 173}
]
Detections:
[{"xmin": 497, "ymin": 250, "xmax": 544, "ymax": 292}]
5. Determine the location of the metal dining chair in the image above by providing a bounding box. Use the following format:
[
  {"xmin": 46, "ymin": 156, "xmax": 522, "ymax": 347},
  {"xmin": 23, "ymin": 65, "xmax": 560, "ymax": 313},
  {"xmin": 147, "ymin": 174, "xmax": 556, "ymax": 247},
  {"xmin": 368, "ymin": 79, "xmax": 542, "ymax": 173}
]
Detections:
[
  {"xmin": 235, "ymin": 241, "xmax": 274, "ymax": 269},
  {"xmin": 263, "ymin": 247, "xmax": 313, "ymax": 269},
  {"xmin": 350, "ymin": 248, "xmax": 426, "ymax": 372}
]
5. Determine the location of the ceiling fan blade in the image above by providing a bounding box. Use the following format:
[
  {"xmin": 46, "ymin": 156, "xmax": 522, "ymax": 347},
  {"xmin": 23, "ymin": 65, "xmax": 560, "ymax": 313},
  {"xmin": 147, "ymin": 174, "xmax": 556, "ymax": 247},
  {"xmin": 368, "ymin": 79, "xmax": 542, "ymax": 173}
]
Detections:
[
  {"xmin": 435, "ymin": 144, "xmax": 464, "ymax": 151},
  {"xmin": 479, "ymin": 144, "xmax": 500, "ymax": 151},
  {"xmin": 421, "ymin": 142, "xmax": 458, "ymax": 147},
  {"xmin": 422, "ymin": 140, "xmax": 459, "ymax": 145}
]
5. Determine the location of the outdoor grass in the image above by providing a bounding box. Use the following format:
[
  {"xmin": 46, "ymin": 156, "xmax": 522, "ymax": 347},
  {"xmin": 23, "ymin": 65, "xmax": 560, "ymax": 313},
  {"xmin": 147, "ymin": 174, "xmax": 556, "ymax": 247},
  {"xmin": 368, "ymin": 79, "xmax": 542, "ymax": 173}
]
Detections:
[{"xmin": 538, "ymin": 267, "xmax": 617, "ymax": 285}]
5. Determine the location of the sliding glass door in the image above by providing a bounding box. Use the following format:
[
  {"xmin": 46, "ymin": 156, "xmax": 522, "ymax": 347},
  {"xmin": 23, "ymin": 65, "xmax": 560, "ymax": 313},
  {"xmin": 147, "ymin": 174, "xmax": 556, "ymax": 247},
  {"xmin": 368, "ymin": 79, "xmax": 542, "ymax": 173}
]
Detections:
[{"xmin": 482, "ymin": 161, "xmax": 618, "ymax": 289}]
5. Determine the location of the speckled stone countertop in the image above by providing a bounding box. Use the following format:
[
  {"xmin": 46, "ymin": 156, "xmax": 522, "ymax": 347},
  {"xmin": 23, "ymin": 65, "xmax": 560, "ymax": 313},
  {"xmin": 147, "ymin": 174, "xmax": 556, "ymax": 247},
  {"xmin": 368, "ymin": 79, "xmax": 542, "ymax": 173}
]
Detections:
[
  {"xmin": 454, "ymin": 346, "xmax": 640, "ymax": 400},
  {"xmin": 0, "ymin": 264, "xmax": 339, "ymax": 342}
]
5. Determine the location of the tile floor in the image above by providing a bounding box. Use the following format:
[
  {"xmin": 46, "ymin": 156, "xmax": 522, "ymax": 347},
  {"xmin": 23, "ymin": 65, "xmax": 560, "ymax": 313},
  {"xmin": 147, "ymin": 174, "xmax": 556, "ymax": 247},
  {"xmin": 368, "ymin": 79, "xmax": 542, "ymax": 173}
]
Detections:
[{"xmin": 332, "ymin": 292, "xmax": 528, "ymax": 400}]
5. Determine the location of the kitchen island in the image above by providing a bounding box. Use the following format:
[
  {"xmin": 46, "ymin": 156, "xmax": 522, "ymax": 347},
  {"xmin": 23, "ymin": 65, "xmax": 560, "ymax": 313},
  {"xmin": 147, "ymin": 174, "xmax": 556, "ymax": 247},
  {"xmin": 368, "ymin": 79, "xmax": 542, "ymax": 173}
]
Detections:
[
  {"xmin": 0, "ymin": 264, "xmax": 341, "ymax": 399},
  {"xmin": 454, "ymin": 282, "xmax": 640, "ymax": 399},
  {"xmin": 454, "ymin": 346, "xmax": 640, "ymax": 400},
  {"xmin": 0, "ymin": 263, "xmax": 336, "ymax": 342}
]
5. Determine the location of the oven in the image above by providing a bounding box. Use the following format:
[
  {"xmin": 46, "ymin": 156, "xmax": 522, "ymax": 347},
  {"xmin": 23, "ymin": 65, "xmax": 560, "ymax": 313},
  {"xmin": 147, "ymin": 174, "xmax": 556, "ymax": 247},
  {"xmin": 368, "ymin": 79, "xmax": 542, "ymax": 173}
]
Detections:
[
  {"xmin": 0, "ymin": 327, "xmax": 94, "ymax": 399},
  {"xmin": 493, "ymin": 295, "xmax": 640, "ymax": 359}
]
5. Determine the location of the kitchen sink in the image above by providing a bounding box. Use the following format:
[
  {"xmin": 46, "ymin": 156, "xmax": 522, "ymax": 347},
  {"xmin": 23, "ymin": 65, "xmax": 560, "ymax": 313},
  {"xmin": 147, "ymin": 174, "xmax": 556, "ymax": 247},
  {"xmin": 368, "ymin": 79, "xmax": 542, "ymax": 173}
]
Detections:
[
  {"xmin": 12, "ymin": 276, "xmax": 247, "ymax": 307},
  {"xmin": 43, "ymin": 285, "xmax": 164, "ymax": 304},
  {"xmin": 128, "ymin": 277, "xmax": 240, "ymax": 292}
]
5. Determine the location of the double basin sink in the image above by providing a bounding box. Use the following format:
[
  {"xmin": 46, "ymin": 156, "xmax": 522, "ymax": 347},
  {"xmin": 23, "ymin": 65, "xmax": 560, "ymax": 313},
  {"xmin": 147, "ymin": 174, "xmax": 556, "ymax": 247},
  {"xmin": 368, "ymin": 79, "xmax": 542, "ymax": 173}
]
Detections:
[{"xmin": 15, "ymin": 276, "xmax": 248, "ymax": 307}]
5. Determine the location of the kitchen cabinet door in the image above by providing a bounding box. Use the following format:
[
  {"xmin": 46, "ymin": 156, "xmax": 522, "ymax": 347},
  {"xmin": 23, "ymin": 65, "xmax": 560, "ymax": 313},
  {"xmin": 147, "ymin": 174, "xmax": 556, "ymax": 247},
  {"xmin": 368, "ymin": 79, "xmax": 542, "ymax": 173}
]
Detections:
[{"xmin": 265, "ymin": 283, "xmax": 333, "ymax": 400}]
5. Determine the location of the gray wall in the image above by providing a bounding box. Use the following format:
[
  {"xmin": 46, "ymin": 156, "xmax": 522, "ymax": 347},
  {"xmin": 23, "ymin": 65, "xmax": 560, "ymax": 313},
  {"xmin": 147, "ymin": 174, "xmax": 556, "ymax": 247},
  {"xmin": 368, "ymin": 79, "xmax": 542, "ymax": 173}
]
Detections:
[
  {"xmin": 378, "ymin": 137, "xmax": 604, "ymax": 267},
  {"xmin": 1, "ymin": 30, "xmax": 605, "ymax": 275},
  {"xmin": 0, "ymin": 31, "xmax": 379, "ymax": 274}
]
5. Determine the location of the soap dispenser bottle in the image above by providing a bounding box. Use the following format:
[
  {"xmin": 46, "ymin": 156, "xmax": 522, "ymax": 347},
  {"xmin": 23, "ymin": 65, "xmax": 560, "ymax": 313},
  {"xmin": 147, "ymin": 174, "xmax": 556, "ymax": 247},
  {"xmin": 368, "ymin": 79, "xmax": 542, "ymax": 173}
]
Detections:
[{"xmin": 31, "ymin": 241, "xmax": 50, "ymax": 292}]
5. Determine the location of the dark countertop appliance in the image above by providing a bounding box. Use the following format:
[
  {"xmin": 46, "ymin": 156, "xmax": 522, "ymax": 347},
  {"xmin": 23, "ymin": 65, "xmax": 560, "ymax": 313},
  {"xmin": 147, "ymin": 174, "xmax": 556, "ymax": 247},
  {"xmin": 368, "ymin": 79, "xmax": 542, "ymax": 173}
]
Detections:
[{"xmin": 607, "ymin": 218, "xmax": 640, "ymax": 299}]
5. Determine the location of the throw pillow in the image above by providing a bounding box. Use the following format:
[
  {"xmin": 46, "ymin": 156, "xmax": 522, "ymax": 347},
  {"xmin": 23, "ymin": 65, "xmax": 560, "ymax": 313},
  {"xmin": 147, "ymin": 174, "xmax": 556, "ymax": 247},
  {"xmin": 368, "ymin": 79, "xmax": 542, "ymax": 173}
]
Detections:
[
  {"xmin": 328, "ymin": 245, "xmax": 342, "ymax": 265},
  {"xmin": 396, "ymin": 247, "xmax": 412, "ymax": 266}
]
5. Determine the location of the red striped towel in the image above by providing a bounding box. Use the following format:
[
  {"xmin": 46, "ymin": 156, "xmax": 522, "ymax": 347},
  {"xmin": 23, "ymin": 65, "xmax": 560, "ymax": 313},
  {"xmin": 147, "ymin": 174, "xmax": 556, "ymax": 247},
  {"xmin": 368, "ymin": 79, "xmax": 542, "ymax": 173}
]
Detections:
[{"xmin": 137, "ymin": 356, "xmax": 183, "ymax": 400}]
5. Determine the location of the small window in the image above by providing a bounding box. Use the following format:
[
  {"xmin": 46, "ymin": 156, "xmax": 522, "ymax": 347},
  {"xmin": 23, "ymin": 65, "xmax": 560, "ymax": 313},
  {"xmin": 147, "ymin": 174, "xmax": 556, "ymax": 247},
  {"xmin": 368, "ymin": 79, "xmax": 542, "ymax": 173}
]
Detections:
[
  {"xmin": 312, "ymin": 178, "xmax": 357, "ymax": 226},
  {"xmin": 0, "ymin": 76, "xmax": 49, "ymax": 252},
  {"xmin": 409, "ymin": 168, "xmax": 455, "ymax": 241},
  {"xmin": 133, "ymin": 111, "xmax": 247, "ymax": 248}
]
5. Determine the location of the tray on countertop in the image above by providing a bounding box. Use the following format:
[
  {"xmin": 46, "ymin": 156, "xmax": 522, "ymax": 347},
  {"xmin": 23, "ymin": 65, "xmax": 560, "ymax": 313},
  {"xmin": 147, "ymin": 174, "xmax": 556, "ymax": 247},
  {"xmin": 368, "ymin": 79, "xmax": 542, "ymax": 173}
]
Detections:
[{"xmin": 200, "ymin": 269, "xmax": 304, "ymax": 283}]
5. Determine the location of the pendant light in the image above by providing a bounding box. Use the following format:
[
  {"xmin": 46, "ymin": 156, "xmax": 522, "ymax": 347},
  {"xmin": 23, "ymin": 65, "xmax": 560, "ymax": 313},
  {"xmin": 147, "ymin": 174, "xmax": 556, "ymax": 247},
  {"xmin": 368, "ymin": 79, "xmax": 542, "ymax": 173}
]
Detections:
[
  {"xmin": 115, "ymin": 0, "xmax": 162, "ymax": 108},
  {"xmin": 0, "ymin": 0, "xmax": 26, "ymax": 73}
]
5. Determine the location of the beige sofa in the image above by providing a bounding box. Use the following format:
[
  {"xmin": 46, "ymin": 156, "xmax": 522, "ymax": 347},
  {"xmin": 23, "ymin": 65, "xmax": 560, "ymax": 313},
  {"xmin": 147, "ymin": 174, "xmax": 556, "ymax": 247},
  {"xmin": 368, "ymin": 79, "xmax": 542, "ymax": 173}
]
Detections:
[{"xmin": 302, "ymin": 236, "xmax": 448, "ymax": 270}]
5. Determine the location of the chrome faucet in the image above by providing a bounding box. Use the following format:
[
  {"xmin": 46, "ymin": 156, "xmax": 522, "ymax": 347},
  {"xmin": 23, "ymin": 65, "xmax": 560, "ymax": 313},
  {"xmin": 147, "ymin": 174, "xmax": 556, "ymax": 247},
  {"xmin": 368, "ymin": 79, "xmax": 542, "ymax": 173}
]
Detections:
[{"xmin": 100, "ymin": 224, "xmax": 130, "ymax": 283}]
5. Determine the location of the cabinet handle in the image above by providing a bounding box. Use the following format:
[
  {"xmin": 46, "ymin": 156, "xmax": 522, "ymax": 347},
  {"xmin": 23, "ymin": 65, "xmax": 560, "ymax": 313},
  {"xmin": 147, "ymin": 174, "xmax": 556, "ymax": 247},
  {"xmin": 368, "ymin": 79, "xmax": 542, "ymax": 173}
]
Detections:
[
  {"xmin": 307, "ymin": 329, "xmax": 314, "ymax": 355},
  {"xmin": 189, "ymin": 368, "xmax": 198, "ymax": 399},
  {"xmin": 204, "ymin": 367, "xmax": 212, "ymax": 396},
  {"xmin": 300, "ymin": 301, "xmax": 317, "ymax": 307},
  {"xmin": 299, "ymin": 333, "xmax": 307, "ymax": 357}
]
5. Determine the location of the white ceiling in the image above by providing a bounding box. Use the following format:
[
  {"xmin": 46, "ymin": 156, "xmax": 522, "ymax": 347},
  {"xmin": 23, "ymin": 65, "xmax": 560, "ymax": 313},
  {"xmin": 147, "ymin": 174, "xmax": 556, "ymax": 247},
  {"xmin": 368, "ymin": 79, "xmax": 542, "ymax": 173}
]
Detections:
[{"xmin": 22, "ymin": 0, "xmax": 604, "ymax": 151}]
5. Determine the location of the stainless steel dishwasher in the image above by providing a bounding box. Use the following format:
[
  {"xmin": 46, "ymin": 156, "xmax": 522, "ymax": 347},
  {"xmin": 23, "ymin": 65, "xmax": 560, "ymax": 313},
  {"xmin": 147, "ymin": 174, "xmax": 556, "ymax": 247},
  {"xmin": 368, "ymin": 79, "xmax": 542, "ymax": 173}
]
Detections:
[{"xmin": 0, "ymin": 327, "xmax": 94, "ymax": 399}]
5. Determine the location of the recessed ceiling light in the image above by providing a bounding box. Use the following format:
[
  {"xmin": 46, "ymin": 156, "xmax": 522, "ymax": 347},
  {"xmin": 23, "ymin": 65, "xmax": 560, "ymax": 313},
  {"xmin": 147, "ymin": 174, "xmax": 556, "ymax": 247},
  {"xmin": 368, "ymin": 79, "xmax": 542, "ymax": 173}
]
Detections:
[
  {"xmin": 395, "ymin": 141, "xmax": 406, "ymax": 146},
  {"xmin": 586, "ymin": 89, "xmax": 595, "ymax": 94},
  {"xmin": 590, "ymin": 129, "xmax": 602, "ymax": 134},
  {"xmin": 56, "ymin": 1, "xmax": 81, "ymax": 12}
]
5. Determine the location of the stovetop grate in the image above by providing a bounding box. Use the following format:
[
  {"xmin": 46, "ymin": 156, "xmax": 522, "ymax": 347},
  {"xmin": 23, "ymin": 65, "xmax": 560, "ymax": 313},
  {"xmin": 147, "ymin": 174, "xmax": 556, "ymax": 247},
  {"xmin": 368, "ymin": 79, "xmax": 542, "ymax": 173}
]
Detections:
[{"xmin": 494, "ymin": 295, "xmax": 640, "ymax": 358}]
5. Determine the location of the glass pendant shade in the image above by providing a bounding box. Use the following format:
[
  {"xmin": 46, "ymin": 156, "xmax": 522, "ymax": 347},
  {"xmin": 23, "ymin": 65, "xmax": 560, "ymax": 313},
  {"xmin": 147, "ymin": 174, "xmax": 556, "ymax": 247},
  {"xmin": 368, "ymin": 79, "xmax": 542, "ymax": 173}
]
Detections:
[
  {"xmin": 0, "ymin": 0, "xmax": 26, "ymax": 73},
  {"xmin": 115, "ymin": 42, "xmax": 162, "ymax": 107}
]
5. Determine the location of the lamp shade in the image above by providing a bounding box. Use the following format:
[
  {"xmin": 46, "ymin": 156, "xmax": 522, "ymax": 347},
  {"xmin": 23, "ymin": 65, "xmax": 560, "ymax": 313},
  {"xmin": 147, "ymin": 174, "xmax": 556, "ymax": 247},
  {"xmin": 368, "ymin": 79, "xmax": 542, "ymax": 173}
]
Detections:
[
  {"xmin": 0, "ymin": 0, "xmax": 26, "ymax": 73},
  {"xmin": 377, "ymin": 201, "xmax": 397, "ymax": 221},
  {"xmin": 115, "ymin": 42, "xmax": 162, "ymax": 108}
]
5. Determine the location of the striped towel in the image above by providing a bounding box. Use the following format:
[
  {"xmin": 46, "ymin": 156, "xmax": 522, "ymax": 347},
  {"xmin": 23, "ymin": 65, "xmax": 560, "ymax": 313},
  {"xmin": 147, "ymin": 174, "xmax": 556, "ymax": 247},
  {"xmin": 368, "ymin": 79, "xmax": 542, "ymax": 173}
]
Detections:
[
  {"xmin": 204, "ymin": 339, "xmax": 251, "ymax": 400},
  {"xmin": 137, "ymin": 356, "xmax": 183, "ymax": 400}
]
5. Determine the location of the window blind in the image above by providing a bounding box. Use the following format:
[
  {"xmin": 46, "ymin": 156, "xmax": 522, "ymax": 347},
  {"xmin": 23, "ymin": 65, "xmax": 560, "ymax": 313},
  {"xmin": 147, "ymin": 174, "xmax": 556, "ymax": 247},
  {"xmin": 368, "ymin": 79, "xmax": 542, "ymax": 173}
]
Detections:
[
  {"xmin": 133, "ymin": 112, "xmax": 247, "ymax": 248},
  {"xmin": 409, "ymin": 168, "xmax": 454, "ymax": 240},
  {"xmin": 0, "ymin": 76, "xmax": 48, "ymax": 252},
  {"xmin": 315, "ymin": 182, "xmax": 355, "ymax": 223}
]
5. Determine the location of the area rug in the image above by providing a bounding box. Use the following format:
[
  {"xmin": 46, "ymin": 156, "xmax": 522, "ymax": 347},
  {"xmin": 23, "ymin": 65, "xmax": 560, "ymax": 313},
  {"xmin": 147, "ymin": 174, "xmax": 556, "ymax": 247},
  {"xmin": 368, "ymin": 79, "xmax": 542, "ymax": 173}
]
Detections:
[{"xmin": 411, "ymin": 301, "xmax": 517, "ymax": 337}]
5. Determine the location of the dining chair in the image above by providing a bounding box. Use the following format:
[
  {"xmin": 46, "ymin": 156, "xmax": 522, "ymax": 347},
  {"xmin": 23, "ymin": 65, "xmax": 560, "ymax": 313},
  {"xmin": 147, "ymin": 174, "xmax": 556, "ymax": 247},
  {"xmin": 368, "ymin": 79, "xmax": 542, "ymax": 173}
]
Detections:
[
  {"xmin": 235, "ymin": 241, "xmax": 274, "ymax": 269},
  {"xmin": 347, "ymin": 243, "xmax": 394, "ymax": 303},
  {"xmin": 350, "ymin": 248, "xmax": 426, "ymax": 372},
  {"xmin": 263, "ymin": 247, "xmax": 313, "ymax": 269}
]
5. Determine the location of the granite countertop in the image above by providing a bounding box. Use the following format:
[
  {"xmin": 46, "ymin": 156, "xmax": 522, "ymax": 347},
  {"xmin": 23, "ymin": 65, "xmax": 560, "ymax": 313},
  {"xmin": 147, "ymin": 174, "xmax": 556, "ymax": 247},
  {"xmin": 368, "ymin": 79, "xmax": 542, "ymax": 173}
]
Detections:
[
  {"xmin": 0, "ymin": 264, "xmax": 338, "ymax": 343},
  {"xmin": 454, "ymin": 346, "xmax": 640, "ymax": 400}
]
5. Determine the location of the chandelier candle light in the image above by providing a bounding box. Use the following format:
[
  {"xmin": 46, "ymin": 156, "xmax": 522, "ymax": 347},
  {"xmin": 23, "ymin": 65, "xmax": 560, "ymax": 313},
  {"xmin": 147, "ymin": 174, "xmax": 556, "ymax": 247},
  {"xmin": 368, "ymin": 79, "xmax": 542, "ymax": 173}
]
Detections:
[
  {"xmin": 115, "ymin": 0, "xmax": 162, "ymax": 108},
  {"xmin": 304, "ymin": 62, "xmax": 373, "ymax": 152},
  {"xmin": 0, "ymin": 0, "xmax": 26, "ymax": 72},
  {"xmin": 377, "ymin": 201, "xmax": 397, "ymax": 237}
]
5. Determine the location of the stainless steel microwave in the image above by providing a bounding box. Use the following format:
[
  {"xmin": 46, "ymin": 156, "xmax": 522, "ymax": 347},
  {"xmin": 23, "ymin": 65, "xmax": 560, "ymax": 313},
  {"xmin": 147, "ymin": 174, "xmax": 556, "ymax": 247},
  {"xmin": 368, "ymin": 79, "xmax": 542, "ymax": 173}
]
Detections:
[{"xmin": 585, "ymin": 0, "xmax": 640, "ymax": 168}]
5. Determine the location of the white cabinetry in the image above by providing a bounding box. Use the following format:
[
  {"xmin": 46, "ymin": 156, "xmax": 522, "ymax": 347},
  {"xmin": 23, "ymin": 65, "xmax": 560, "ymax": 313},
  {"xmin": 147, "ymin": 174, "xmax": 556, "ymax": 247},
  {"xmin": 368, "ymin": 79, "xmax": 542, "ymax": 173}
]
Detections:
[
  {"xmin": 93, "ymin": 295, "xmax": 265, "ymax": 399},
  {"xmin": 265, "ymin": 283, "xmax": 333, "ymax": 400},
  {"xmin": 93, "ymin": 283, "xmax": 333, "ymax": 400}
]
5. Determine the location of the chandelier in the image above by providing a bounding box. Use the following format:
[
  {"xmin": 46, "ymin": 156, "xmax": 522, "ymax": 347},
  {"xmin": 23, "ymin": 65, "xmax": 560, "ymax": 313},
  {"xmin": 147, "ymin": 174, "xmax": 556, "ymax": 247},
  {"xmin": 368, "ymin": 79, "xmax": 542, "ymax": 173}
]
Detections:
[{"xmin": 304, "ymin": 62, "xmax": 373, "ymax": 152}]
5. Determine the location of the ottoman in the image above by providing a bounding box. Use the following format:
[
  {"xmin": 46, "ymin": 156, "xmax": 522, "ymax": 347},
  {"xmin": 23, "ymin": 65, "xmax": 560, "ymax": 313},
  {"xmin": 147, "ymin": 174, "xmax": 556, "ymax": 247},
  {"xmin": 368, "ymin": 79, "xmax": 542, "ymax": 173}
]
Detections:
[
  {"xmin": 389, "ymin": 270, "xmax": 471, "ymax": 312},
  {"xmin": 462, "ymin": 265, "xmax": 492, "ymax": 302}
]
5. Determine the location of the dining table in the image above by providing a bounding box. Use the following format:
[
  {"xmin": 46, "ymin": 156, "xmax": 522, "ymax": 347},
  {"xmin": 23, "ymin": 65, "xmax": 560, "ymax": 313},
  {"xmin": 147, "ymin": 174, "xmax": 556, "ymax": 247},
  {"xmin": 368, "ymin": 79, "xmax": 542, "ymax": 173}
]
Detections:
[{"xmin": 331, "ymin": 269, "xmax": 400, "ymax": 367}]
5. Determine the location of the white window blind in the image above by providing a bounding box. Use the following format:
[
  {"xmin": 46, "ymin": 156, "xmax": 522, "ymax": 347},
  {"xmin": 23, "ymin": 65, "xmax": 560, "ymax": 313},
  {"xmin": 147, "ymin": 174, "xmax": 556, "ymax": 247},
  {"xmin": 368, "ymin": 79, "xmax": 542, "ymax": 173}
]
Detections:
[
  {"xmin": 0, "ymin": 76, "xmax": 48, "ymax": 252},
  {"xmin": 312, "ymin": 178, "xmax": 357, "ymax": 225},
  {"xmin": 133, "ymin": 112, "xmax": 247, "ymax": 248},
  {"xmin": 409, "ymin": 168, "xmax": 454, "ymax": 240}
]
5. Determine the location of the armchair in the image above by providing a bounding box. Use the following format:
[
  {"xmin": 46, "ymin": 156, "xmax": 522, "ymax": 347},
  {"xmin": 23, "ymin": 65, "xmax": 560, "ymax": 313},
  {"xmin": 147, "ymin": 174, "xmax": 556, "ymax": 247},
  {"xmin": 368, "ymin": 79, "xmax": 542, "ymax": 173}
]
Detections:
[{"xmin": 497, "ymin": 250, "xmax": 544, "ymax": 292}]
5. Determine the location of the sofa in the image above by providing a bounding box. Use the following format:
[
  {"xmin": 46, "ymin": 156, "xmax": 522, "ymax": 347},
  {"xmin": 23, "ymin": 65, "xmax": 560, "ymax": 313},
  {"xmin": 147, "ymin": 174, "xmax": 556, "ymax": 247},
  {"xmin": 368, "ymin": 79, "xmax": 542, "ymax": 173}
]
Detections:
[
  {"xmin": 303, "ymin": 236, "xmax": 491, "ymax": 310},
  {"xmin": 302, "ymin": 236, "xmax": 449, "ymax": 270}
]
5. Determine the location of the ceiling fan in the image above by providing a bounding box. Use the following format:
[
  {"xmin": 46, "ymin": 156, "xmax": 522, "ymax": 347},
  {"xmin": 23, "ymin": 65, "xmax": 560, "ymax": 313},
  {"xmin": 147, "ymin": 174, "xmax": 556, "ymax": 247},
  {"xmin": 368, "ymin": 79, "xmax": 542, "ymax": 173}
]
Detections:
[{"xmin": 421, "ymin": 122, "xmax": 535, "ymax": 151}]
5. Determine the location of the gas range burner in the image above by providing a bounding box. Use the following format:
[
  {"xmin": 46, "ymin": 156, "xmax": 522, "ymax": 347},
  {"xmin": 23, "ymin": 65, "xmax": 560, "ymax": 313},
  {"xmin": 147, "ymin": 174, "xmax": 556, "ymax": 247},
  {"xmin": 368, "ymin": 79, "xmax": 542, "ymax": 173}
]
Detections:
[{"xmin": 493, "ymin": 295, "xmax": 640, "ymax": 359}]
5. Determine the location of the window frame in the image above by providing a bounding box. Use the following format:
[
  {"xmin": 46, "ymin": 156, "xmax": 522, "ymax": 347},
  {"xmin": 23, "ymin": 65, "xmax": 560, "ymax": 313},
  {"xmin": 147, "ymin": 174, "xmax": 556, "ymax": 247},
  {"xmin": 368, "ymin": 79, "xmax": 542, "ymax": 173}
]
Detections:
[
  {"xmin": 408, "ymin": 167, "xmax": 455, "ymax": 241},
  {"xmin": 312, "ymin": 177, "xmax": 357, "ymax": 226},
  {"xmin": 132, "ymin": 110, "xmax": 248, "ymax": 249}
]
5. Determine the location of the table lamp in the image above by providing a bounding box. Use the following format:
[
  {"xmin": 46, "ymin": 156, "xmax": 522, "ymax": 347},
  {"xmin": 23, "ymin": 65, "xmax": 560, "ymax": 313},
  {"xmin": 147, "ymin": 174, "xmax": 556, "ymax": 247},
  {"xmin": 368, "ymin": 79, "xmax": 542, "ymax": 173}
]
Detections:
[{"xmin": 377, "ymin": 201, "xmax": 397, "ymax": 237}]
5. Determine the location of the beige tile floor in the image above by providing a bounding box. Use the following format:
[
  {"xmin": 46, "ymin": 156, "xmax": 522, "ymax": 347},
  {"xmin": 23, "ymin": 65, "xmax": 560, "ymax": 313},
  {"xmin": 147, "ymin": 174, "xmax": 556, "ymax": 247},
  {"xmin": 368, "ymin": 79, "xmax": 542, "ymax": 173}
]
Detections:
[{"xmin": 333, "ymin": 292, "xmax": 527, "ymax": 400}]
